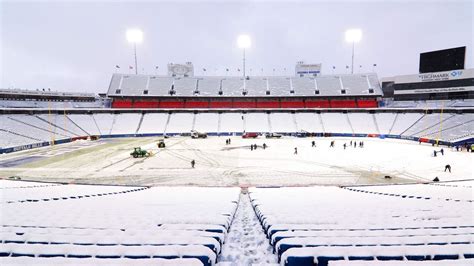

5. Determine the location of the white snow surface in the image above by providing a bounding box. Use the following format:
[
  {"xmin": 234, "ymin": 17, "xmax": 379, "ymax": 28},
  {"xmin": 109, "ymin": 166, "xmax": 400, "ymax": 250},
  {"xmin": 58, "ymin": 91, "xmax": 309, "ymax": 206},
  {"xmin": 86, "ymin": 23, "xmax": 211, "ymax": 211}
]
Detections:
[{"xmin": 0, "ymin": 137, "xmax": 472, "ymax": 186}]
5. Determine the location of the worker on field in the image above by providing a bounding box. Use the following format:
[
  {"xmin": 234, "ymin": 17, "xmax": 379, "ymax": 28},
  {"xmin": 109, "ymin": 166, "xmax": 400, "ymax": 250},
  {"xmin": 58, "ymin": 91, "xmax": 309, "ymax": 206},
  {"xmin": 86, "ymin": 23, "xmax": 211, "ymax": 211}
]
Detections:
[
  {"xmin": 263, "ymin": 143, "xmax": 267, "ymax": 149},
  {"xmin": 444, "ymin": 164, "xmax": 451, "ymax": 173},
  {"xmin": 191, "ymin": 160, "xmax": 195, "ymax": 168},
  {"xmin": 343, "ymin": 143, "xmax": 347, "ymax": 150},
  {"xmin": 440, "ymin": 148, "xmax": 444, "ymax": 156},
  {"xmin": 294, "ymin": 147, "xmax": 298, "ymax": 155},
  {"xmin": 330, "ymin": 141, "xmax": 335, "ymax": 148},
  {"xmin": 311, "ymin": 141, "xmax": 316, "ymax": 147},
  {"xmin": 433, "ymin": 150, "xmax": 437, "ymax": 157}
]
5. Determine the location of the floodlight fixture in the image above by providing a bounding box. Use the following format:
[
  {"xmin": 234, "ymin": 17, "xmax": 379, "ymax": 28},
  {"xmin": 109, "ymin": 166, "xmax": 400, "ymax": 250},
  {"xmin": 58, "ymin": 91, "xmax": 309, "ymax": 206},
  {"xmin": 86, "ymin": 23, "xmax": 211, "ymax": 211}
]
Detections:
[
  {"xmin": 237, "ymin": 34, "xmax": 251, "ymax": 77},
  {"xmin": 345, "ymin": 29, "xmax": 362, "ymax": 74},
  {"xmin": 345, "ymin": 29, "xmax": 362, "ymax": 43},
  {"xmin": 126, "ymin": 29, "xmax": 143, "ymax": 44},
  {"xmin": 126, "ymin": 29, "xmax": 143, "ymax": 74},
  {"xmin": 237, "ymin": 34, "xmax": 251, "ymax": 49}
]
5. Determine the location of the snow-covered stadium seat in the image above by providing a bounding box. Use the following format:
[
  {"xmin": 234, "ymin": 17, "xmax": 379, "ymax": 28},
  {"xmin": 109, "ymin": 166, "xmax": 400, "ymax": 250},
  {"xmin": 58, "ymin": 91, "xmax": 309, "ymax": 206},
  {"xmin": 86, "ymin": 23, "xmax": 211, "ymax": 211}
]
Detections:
[
  {"xmin": 92, "ymin": 113, "xmax": 115, "ymax": 135},
  {"xmin": 292, "ymin": 78, "xmax": 315, "ymax": 96},
  {"xmin": 219, "ymin": 113, "xmax": 244, "ymax": 134},
  {"xmin": 320, "ymin": 113, "xmax": 352, "ymax": 133},
  {"xmin": 67, "ymin": 114, "xmax": 99, "ymax": 136},
  {"xmin": 194, "ymin": 113, "xmax": 219, "ymax": 133},
  {"xmin": 197, "ymin": 77, "xmax": 221, "ymax": 96},
  {"xmin": 294, "ymin": 113, "xmax": 324, "ymax": 132},
  {"xmin": 166, "ymin": 113, "xmax": 194, "ymax": 134},
  {"xmin": 268, "ymin": 77, "xmax": 291, "ymax": 96},
  {"xmin": 148, "ymin": 77, "xmax": 174, "ymax": 96},
  {"xmin": 270, "ymin": 113, "xmax": 297, "ymax": 133},
  {"xmin": 315, "ymin": 77, "xmax": 342, "ymax": 96},
  {"xmin": 110, "ymin": 113, "xmax": 141, "ymax": 135},
  {"xmin": 245, "ymin": 78, "xmax": 268, "ymax": 96},
  {"xmin": 421, "ymin": 114, "xmax": 474, "ymax": 142},
  {"xmin": 0, "ymin": 181, "xmax": 240, "ymax": 265},
  {"xmin": 389, "ymin": 113, "xmax": 424, "ymax": 135},
  {"xmin": 221, "ymin": 78, "xmax": 244, "ymax": 96},
  {"xmin": 245, "ymin": 113, "xmax": 269, "ymax": 132},
  {"xmin": 248, "ymin": 185, "xmax": 472, "ymax": 265},
  {"xmin": 174, "ymin": 78, "xmax": 198, "ymax": 96},
  {"xmin": 374, "ymin": 113, "xmax": 397, "ymax": 135},
  {"xmin": 138, "ymin": 113, "xmax": 169, "ymax": 134},
  {"xmin": 347, "ymin": 113, "xmax": 378, "ymax": 134},
  {"xmin": 402, "ymin": 113, "xmax": 453, "ymax": 137}
]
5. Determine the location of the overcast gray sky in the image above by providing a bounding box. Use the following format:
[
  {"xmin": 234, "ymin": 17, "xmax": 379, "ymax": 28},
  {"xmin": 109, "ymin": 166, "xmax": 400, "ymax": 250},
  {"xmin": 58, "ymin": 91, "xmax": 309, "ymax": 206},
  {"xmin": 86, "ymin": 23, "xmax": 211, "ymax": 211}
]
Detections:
[{"xmin": 1, "ymin": 0, "xmax": 473, "ymax": 93}]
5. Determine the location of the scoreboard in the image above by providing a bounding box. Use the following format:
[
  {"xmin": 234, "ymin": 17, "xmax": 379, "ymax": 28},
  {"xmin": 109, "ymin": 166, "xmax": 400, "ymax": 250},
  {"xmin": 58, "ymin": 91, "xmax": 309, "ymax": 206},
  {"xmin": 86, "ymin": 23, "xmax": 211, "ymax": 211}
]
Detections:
[{"xmin": 419, "ymin": 47, "xmax": 466, "ymax": 73}]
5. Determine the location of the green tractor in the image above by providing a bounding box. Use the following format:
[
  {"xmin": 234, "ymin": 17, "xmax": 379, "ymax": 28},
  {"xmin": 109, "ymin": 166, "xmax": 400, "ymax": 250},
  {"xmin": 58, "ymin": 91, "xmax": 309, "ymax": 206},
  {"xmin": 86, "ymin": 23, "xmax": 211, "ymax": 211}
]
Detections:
[{"xmin": 130, "ymin": 147, "xmax": 150, "ymax": 158}]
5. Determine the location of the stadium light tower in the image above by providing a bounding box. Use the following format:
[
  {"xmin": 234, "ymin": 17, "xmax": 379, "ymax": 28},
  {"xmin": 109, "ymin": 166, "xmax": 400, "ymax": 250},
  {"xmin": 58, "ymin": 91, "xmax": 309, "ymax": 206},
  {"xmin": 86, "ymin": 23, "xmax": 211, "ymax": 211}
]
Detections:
[
  {"xmin": 345, "ymin": 29, "xmax": 362, "ymax": 74},
  {"xmin": 237, "ymin": 34, "xmax": 251, "ymax": 77},
  {"xmin": 126, "ymin": 29, "xmax": 143, "ymax": 75}
]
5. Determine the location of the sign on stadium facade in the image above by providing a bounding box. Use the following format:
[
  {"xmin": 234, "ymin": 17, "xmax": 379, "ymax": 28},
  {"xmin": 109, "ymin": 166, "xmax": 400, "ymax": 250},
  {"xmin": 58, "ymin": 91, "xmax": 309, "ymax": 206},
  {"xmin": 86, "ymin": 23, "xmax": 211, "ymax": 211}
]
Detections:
[
  {"xmin": 393, "ymin": 68, "xmax": 474, "ymax": 95},
  {"xmin": 394, "ymin": 69, "xmax": 473, "ymax": 84},
  {"xmin": 295, "ymin": 61, "xmax": 321, "ymax": 77},
  {"xmin": 168, "ymin": 62, "xmax": 194, "ymax": 77}
]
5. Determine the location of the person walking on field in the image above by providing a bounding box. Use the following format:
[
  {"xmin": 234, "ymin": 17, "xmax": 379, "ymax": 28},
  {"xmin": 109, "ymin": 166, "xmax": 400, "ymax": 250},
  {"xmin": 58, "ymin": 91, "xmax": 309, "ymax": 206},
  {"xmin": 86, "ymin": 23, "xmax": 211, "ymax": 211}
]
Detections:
[
  {"xmin": 294, "ymin": 147, "xmax": 298, "ymax": 155},
  {"xmin": 312, "ymin": 141, "xmax": 316, "ymax": 147},
  {"xmin": 191, "ymin": 160, "xmax": 195, "ymax": 168},
  {"xmin": 343, "ymin": 143, "xmax": 347, "ymax": 150},
  {"xmin": 444, "ymin": 164, "xmax": 451, "ymax": 173}
]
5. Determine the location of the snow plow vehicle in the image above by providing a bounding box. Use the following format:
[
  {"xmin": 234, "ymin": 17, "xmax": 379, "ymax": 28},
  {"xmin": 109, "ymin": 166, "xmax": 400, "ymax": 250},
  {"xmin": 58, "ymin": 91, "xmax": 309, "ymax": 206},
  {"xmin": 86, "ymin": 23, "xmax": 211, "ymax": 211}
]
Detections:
[
  {"xmin": 191, "ymin": 130, "xmax": 208, "ymax": 139},
  {"xmin": 265, "ymin": 132, "xmax": 282, "ymax": 138},
  {"xmin": 130, "ymin": 147, "xmax": 151, "ymax": 158}
]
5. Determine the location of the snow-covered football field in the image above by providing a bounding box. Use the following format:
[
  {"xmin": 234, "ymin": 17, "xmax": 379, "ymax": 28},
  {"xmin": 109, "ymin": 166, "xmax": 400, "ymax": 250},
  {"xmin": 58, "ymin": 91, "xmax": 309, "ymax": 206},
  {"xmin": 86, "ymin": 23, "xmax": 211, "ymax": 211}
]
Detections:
[{"xmin": 0, "ymin": 136, "xmax": 471, "ymax": 186}]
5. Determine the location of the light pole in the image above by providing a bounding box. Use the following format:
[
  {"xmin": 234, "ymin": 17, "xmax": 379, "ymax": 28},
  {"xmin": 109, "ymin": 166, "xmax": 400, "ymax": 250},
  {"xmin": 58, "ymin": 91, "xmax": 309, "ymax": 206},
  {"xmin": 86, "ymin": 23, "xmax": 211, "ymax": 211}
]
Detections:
[
  {"xmin": 237, "ymin": 34, "xmax": 251, "ymax": 78},
  {"xmin": 345, "ymin": 29, "xmax": 362, "ymax": 74},
  {"xmin": 126, "ymin": 29, "xmax": 143, "ymax": 75}
]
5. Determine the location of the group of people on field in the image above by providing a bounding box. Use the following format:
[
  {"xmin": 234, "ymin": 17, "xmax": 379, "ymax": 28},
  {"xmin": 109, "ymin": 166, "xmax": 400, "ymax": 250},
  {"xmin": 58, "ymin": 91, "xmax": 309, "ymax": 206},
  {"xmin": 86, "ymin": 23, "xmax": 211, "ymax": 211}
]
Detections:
[
  {"xmin": 189, "ymin": 139, "xmax": 457, "ymax": 177},
  {"xmin": 250, "ymin": 143, "xmax": 267, "ymax": 151}
]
